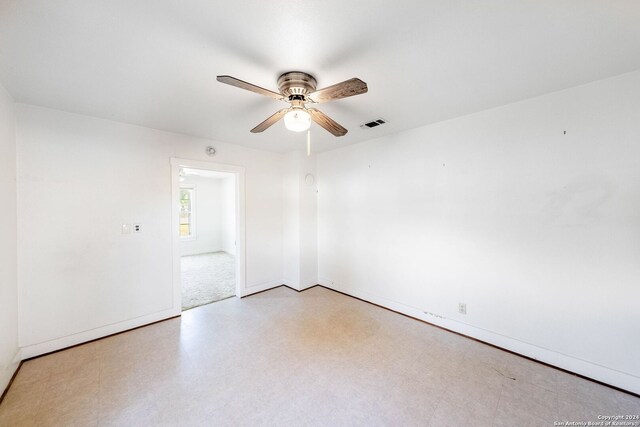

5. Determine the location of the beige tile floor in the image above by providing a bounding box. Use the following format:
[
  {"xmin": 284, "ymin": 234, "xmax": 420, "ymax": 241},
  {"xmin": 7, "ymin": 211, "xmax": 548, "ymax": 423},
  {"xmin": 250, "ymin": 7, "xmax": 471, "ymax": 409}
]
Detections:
[{"xmin": 1, "ymin": 286, "xmax": 638, "ymax": 426}]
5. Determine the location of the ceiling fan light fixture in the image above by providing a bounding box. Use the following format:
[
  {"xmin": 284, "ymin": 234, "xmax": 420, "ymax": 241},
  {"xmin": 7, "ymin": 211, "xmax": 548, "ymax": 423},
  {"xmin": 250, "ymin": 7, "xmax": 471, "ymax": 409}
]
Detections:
[
  {"xmin": 284, "ymin": 108, "xmax": 311, "ymax": 132},
  {"xmin": 217, "ymin": 72, "xmax": 366, "ymax": 136}
]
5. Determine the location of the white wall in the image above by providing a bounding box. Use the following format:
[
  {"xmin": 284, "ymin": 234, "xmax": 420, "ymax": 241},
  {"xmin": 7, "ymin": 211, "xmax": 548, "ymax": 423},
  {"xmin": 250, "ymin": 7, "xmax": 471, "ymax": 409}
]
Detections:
[
  {"xmin": 298, "ymin": 152, "xmax": 317, "ymax": 288},
  {"xmin": 16, "ymin": 104, "xmax": 283, "ymax": 357},
  {"xmin": 282, "ymin": 151, "xmax": 301, "ymax": 287},
  {"xmin": 179, "ymin": 174, "xmax": 235, "ymax": 257},
  {"xmin": 282, "ymin": 150, "xmax": 317, "ymax": 290},
  {"xmin": 317, "ymin": 71, "xmax": 640, "ymax": 394},
  {"xmin": 0, "ymin": 83, "xmax": 19, "ymax": 393},
  {"xmin": 220, "ymin": 176, "xmax": 236, "ymax": 255}
]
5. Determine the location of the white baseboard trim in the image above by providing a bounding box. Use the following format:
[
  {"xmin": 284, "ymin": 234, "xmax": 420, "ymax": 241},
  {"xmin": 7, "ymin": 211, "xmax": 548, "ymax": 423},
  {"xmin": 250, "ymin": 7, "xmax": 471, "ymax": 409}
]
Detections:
[
  {"xmin": 242, "ymin": 280, "xmax": 283, "ymax": 297},
  {"xmin": 318, "ymin": 280, "xmax": 640, "ymax": 395},
  {"xmin": 281, "ymin": 280, "xmax": 317, "ymax": 292},
  {"xmin": 0, "ymin": 348, "xmax": 21, "ymax": 397},
  {"xmin": 299, "ymin": 279, "xmax": 318, "ymax": 291},
  {"xmin": 20, "ymin": 307, "xmax": 181, "ymax": 360},
  {"xmin": 281, "ymin": 278, "xmax": 298, "ymax": 289}
]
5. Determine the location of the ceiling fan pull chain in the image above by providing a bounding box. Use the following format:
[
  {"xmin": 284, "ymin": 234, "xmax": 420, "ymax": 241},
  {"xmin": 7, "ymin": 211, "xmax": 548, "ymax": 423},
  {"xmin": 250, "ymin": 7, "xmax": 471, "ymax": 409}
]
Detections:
[{"xmin": 307, "ymin": 129, "xmax": 311, "ymax": 156}]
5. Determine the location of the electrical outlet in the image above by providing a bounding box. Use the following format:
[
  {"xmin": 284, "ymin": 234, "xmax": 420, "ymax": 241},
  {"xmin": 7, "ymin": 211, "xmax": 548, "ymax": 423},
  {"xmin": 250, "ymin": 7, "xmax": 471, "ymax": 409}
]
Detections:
[
  {"xmin": 133, "ymin": 223, "xmax": 142, "ymax": 233},
  {"xmin": 458, "ymin": 303, "xmax": 467, "ymax": 315}
]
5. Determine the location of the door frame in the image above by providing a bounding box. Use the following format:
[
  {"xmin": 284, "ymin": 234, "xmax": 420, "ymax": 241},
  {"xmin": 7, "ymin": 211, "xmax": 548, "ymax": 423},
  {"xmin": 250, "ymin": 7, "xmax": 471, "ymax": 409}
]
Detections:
[{"xmin": 170, "ymin": 157, "xmax": 246, "ymax": 309}]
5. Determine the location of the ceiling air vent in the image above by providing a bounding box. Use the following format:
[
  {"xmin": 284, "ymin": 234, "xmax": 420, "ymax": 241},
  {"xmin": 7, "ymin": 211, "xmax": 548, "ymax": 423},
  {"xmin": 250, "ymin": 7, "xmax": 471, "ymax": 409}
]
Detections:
[{"xmin": 360, "ymin": 118, "xmax": 387, "ymax": 129}]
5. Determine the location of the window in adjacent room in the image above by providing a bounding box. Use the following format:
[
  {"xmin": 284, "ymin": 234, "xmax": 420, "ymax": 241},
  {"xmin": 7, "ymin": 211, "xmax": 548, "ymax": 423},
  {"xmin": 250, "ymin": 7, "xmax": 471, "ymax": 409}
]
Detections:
[{"xmin": 179, "ymin": 187, "xmax": 195, "ymax": 239}]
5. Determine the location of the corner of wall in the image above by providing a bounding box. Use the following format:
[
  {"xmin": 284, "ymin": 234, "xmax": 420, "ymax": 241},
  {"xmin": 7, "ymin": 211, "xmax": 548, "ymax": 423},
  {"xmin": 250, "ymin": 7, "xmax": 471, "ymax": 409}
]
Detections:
[
  {"xmin": 282, "ymin": 150, "xmax": 318, "ymax": 290},
  {"xmin": 0, "ymin": 81, "xmax": 19, "ymax": 396}
]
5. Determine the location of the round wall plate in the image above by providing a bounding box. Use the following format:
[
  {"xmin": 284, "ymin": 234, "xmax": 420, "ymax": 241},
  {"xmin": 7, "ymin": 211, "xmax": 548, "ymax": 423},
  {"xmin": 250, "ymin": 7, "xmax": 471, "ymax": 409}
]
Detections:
[{"xmin": 305, "ymin": 173, "xmax": 315, "ymax": 186}]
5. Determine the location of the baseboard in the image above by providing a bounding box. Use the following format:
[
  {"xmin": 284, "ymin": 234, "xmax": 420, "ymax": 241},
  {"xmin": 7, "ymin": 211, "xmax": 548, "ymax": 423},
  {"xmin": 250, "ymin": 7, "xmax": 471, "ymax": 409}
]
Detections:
[
  {"xmin": 317, "ymin": 280, "xmax": 640, "ymax": 396},
  {"xmin": 242, "ymin": 280, "xmax": 284, "ymax": 297},
  {"xmin": 299, "ymin": 279, "xmax": 318, "ymax": 291},
  {"xmin": 0, "ymin": 348, "xmax": 21, "ymax": 402},
  {"xmin": 281, "ymin": 280, "xmax": 317, "ymax": 292},
  {"xmin": 10, "ymin": 282, "xmax": 639, "ymax": 397},
  {"xmin": 20, "ymin": 307, "xmax": 181, "ymax": 359},
  {"xmin": 281, "ymin": 279, "xmax": 298, "ymax": 289}
]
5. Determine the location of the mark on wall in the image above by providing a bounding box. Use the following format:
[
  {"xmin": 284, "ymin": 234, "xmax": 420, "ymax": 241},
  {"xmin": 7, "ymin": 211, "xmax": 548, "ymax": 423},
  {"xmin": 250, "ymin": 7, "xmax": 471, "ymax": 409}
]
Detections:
[{"xmin": 542, "ymin": 175, "xmax": 614, "ymax": 226}]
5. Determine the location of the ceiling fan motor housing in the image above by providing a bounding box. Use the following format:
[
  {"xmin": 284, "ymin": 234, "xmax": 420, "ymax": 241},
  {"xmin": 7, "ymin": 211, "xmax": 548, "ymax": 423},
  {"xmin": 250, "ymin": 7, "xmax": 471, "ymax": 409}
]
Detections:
[{"xmin": 277, "ymin": 72, "xmax": 317, "ymax": 100}]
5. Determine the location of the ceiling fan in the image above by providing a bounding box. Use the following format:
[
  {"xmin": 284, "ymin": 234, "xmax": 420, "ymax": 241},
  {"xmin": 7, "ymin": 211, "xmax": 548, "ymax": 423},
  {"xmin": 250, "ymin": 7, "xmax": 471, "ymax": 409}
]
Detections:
[{"xmin": 216, "ymin": 72, "xmax": 368, "ymax": 137}]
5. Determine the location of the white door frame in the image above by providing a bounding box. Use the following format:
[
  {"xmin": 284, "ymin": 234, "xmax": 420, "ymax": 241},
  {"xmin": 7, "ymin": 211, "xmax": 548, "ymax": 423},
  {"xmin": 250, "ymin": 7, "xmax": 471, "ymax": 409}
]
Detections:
[{"xmin": 171, "ymin": 158, "xmax": 247, "ymax": 307}]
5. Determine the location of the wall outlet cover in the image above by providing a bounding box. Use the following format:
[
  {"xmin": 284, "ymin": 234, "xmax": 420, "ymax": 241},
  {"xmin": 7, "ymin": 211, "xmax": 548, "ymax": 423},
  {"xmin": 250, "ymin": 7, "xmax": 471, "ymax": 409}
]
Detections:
[{"xmin": 458, "ymin": 303, "xmax": 467, "ymax": 315}]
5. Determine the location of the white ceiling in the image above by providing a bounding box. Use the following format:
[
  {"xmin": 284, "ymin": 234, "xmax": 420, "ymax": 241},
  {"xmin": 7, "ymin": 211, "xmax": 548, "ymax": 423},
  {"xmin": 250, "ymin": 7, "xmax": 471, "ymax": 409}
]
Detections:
[{"xmin": 1, "ymin": 1, "xmax": 639, "ymax": 153}]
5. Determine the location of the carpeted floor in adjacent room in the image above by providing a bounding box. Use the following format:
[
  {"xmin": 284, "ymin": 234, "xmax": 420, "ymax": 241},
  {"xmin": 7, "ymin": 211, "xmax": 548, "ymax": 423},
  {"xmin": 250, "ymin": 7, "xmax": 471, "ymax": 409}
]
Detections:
[{"xmin": 181, "ymin": 251, "xmax": 235, "ymax": 310}]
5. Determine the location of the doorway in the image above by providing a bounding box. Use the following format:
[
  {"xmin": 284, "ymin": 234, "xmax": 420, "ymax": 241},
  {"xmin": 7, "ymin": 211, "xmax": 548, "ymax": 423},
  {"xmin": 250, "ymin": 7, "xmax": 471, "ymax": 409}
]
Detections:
[{"xmin": 171, "ymin": 159, "xmax": 245, "ymax": 311}]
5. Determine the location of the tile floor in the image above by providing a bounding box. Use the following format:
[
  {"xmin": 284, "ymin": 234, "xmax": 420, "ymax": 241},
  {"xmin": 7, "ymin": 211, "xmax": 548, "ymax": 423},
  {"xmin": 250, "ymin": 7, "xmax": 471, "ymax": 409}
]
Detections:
[{"xmin": 0, "ymin": 286, "xmax": 638, "ymax": 426}]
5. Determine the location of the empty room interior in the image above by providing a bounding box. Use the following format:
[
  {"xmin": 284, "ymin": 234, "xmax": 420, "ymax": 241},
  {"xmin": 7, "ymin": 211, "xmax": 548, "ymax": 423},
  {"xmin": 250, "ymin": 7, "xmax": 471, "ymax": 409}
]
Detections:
[
  {"xmin": 179, "ymin": 168, "xmax": 237, "ymax": 311},
  {"xmin": 0, "ymin": 1, "xmax": 639, "ymax": 426}
]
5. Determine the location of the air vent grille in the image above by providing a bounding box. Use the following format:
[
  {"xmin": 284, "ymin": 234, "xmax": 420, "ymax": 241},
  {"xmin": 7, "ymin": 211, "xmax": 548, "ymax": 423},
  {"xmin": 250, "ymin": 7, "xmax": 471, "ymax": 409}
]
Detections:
[{"xmin": 360, "ymin": 118, "xmax": 387, "ymax": 129}]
